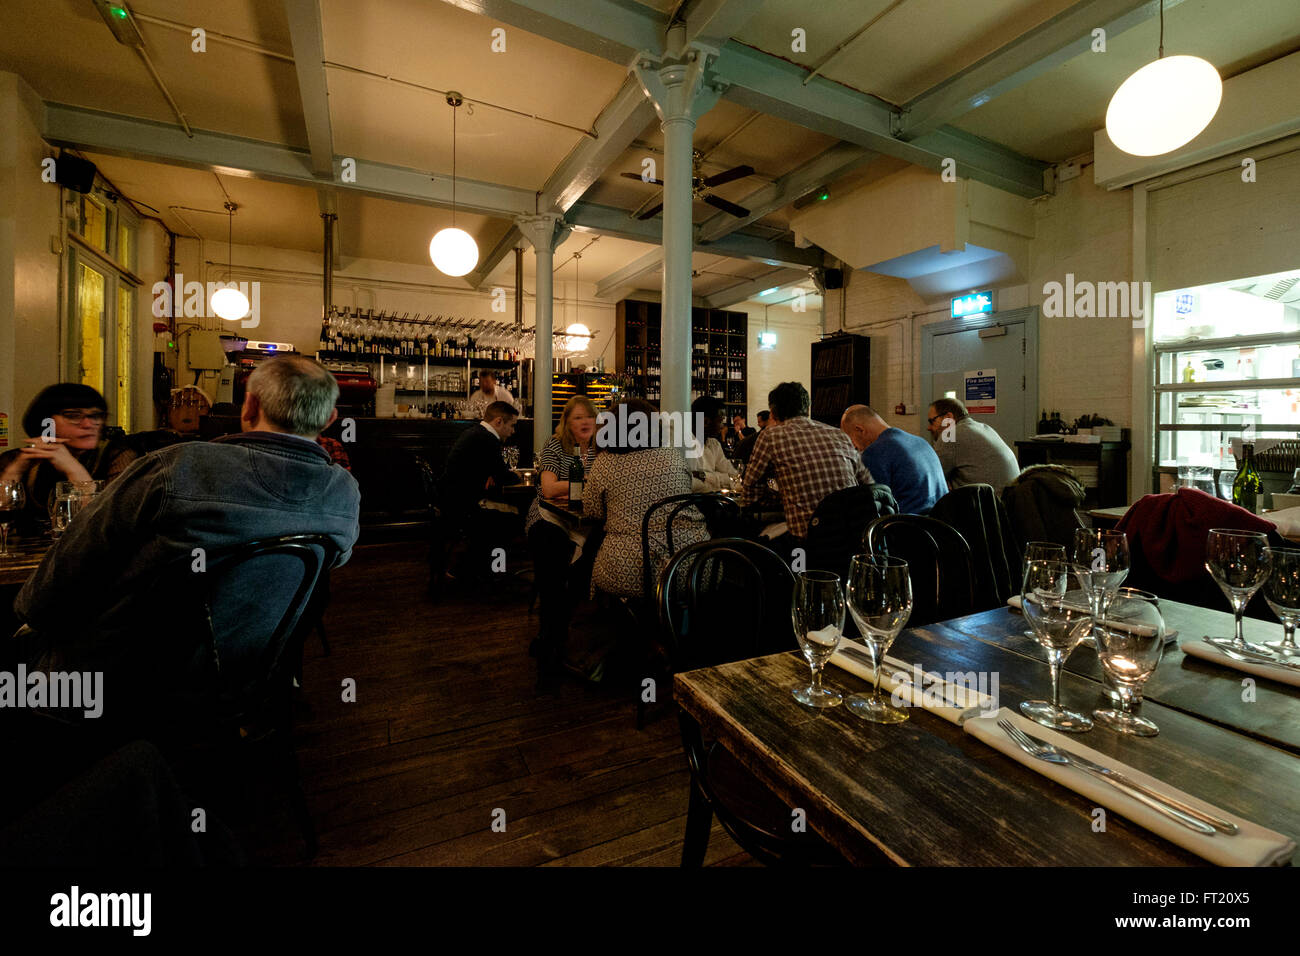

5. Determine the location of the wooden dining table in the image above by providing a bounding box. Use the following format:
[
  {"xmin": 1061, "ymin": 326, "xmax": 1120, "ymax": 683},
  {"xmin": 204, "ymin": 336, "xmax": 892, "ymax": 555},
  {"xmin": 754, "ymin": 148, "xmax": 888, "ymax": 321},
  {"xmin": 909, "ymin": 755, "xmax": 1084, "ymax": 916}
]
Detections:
[
  {"xmin": 674, "ymin": 602, "xmax": 1300, "ymax": 866},
  {"xmin": 0, "ymin": 535, "xmax": 49, "ymax": 588}
]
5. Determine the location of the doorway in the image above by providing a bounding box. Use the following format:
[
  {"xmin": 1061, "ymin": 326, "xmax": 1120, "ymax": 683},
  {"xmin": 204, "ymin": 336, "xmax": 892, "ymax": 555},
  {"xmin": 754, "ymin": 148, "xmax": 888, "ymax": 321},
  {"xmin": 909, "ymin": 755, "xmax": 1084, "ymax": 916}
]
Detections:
[{"xmin": 919, "ymin": 307, "xmax": 1038, "ymax": 445}]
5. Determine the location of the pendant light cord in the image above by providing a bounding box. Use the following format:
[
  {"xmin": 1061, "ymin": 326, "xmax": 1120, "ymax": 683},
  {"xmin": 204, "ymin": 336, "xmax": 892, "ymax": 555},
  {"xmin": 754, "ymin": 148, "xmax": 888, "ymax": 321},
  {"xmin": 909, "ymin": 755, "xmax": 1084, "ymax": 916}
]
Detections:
[
  {"xmin": 451, "ymin": 102, "xmax": 457, "ymax": 229},
  {"xmin": 1158, "ymin": 0, "xmax": 1164, "ymax": 58}
]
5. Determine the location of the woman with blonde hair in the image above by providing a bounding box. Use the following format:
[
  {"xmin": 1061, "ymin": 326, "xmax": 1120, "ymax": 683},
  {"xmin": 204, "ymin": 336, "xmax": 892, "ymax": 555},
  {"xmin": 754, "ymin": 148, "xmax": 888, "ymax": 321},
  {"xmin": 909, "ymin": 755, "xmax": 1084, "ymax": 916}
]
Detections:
[{"xmin": 526, "ymin": 395, "xmax": 599, "ymax": 691}]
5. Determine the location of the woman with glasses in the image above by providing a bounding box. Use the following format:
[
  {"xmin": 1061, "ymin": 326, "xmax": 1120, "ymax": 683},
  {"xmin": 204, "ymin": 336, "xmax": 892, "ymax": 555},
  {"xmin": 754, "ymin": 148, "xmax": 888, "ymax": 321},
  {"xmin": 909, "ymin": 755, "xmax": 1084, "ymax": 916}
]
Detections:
[{"xmin": 0, "ymin": 383, "xmax": 137, "ymax": 529}]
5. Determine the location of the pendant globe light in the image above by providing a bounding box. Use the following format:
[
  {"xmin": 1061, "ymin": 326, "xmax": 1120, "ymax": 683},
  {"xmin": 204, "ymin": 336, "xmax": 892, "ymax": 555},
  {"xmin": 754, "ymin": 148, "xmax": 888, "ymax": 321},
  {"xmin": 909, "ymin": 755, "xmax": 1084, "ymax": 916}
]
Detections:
[
  {"xmin": 563, "ymin": 251, "xmax": 589, "ymax": 354},
  {"xmin": 430, "ymin": 92, "xmax": 479, "ymax": 277},
  {"xmin": 1105, "ymin": 0, "xmax": 1221, "ymax": 157},
  {"xmin": 211, "ymin": 201, "xmax": 251, "ymax": 321}
]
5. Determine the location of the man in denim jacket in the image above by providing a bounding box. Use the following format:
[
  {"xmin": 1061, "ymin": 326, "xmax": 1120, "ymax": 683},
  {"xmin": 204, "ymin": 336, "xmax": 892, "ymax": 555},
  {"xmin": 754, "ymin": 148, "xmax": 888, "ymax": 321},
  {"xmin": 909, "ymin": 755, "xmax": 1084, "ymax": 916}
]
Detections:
[{"xmin": 13, "ymin": 356, "xmax": 360, "ymax": 686}]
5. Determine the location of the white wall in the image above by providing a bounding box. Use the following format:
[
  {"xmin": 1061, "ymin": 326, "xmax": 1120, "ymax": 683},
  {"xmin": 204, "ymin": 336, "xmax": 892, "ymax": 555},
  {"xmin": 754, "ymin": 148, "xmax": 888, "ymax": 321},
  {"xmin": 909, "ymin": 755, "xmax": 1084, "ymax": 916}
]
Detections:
[
  {"xmin": 0, "ymin": 71, "xmax": 63, "ymax": 442},
  {"xmin": 732, "ymin": 301, "xmax": 822, "ymax": 417}
]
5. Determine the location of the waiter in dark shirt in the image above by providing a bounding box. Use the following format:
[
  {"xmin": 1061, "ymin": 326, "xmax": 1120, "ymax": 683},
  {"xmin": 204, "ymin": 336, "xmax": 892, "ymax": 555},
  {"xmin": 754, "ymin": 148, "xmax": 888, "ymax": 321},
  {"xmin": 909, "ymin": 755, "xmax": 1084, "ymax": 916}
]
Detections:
[{"xmin": 439, "ymin": 401, "xmax": 521, "ymax": 585}]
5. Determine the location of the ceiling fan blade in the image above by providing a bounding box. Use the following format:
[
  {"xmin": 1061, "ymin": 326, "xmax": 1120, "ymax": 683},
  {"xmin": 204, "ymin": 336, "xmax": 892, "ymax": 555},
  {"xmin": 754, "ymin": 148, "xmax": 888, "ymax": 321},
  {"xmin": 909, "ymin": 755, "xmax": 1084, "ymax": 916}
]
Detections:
[
  {"xmin": 636, "ymin": 201, "xmax": 665, "ymax": 220},
  {"xmin": 620, "ymin": 172, "xmax": 666, "ymax": 186},
  {"xmin": 701, "ymin": 164, "xmax": 755, "ymax": 188},
  {"xmin": 702, "ymin": 194, "xmax": 751, "ymax": 219}
]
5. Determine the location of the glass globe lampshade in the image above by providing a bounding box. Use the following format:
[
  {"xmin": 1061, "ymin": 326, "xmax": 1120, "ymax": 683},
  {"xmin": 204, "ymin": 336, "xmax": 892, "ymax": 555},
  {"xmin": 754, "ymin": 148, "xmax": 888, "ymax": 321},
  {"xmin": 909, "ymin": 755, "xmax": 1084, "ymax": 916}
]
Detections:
[
  {"xmin": 1105, "ymin": 55, "xmax": 1222, "ymax": 157},
  {"xmin": 429, "ymin": 227, "xmax": 479, "ymax": 277},
  {"xmin": 211, "ymin": 286, "xmax": 250, "ymax": 321},
  {"xmin": 563, "ymin": 323, "xmax": 590, "ymax": 354}
]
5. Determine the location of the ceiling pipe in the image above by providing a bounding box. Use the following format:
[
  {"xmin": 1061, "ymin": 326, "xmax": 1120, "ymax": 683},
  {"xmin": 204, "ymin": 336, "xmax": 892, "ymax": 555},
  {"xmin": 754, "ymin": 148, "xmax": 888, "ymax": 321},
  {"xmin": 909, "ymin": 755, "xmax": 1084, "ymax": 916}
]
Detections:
[
  {"xmin": 514, "ymin": 245, "xmax": 524, "ymax": 328},
  {"xmin": 322, "ymin": 212, "xmax": 337, "ymax": 319}
]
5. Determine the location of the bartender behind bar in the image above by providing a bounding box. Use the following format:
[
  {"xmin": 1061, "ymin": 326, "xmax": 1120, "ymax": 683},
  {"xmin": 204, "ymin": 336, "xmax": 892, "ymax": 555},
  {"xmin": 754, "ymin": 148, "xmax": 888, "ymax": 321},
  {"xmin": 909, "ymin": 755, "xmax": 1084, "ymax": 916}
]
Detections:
[{"xmin": 466, "ymin": 370, "xmax": 519, "ymax": 420}]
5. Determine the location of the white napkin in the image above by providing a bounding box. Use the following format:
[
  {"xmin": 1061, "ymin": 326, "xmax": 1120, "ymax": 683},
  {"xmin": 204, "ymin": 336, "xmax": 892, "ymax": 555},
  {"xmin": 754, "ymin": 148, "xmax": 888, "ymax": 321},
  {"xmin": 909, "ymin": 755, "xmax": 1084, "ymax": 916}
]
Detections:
[
  {"xmin": 1180, "ymin": 639, "xmax": 1300, "ymax": 689},
  {"xmin": 828, "ymin": 645, "xmax": 997, "ymax": 725},
  {"xmin": 1006, "ymin": 596, "xmax": 1178, "ymax": 643},
  {"xmin": 964, "ymin": 708, "xmax": 1296, "ymax": 867},
  {"xmin": 760, "ymin": 521, "xmax": 789, "ymax": 540}
]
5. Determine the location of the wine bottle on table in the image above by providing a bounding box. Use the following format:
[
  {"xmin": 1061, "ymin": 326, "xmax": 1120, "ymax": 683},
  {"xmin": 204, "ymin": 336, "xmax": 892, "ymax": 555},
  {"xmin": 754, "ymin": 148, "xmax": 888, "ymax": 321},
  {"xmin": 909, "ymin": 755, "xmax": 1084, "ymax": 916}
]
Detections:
[
  {"xmin": 568, "ymin": 456, "xmax": 584, "ymax": 506},
  {"xmin": 1233, "ymin": 442, "xmax": 1262, "ymax": 513}
]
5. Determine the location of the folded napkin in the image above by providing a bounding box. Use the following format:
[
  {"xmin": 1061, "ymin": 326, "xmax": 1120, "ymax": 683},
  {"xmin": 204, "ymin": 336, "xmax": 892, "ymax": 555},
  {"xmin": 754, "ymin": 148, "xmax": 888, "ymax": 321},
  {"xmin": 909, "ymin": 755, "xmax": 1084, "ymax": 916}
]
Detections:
[
  {"xmin": 1006, "ymin": 595, "xmax": 1178, "ymax": 643},
  {"xmin": 1181, "ymin": 639, "xmax": 1300, "ymax": 689},
  {"xmin": 760, "ymin": 521, "xmax": 789, "ymax": 540},
  {"xmin": 965, "ymin": 708, "xmax": 1295, "ymax": 866},
  {"xmin": 828, "ymin": 645, "xmax": 997, "ymax": 725}
]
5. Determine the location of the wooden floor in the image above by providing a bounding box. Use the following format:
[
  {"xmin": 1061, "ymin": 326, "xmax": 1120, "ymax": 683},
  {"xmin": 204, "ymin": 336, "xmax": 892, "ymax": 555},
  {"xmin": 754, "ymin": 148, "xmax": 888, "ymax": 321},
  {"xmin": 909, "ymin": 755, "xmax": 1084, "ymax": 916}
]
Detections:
[{"xmin": 252, "ymin": 540, "xmax": 755, "ymax": 866}]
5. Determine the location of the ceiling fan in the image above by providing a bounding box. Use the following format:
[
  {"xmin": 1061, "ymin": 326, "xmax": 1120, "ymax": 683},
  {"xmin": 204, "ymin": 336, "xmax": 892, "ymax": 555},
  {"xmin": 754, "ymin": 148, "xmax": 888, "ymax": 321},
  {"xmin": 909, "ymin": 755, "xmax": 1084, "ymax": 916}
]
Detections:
[{"xmin": 620, "ymin": 150, "xmax": 755, "ymax": 220}]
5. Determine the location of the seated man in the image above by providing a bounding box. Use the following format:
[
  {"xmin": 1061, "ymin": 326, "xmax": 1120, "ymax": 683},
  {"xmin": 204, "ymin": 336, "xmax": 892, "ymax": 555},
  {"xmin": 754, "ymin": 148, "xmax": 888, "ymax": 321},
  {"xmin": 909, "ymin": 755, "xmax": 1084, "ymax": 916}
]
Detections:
[
  {"xmin": 438, "ymin": 401, "xmax": 522, "ymax": 584},
  {"xmin": 12, "ymin": 355, "xmax": 361, "ymax": 691},
  {"xmin": 741, "ymin": 383, "xmax": 872, "ymax": 542},
  {"xmin": 841, "ymin": 405, "xmax": 947, "ymax": 515},
  {"xmin": 926, "ymin": 397, "xmax": 1020, "ymax": 491},
  {"xmin": 689, "ymin": 396, "xmax": 739, "ymax": 492},
  {"xmin": 735, "ymin": 410, "xmax": 769, "ymax": 464}
]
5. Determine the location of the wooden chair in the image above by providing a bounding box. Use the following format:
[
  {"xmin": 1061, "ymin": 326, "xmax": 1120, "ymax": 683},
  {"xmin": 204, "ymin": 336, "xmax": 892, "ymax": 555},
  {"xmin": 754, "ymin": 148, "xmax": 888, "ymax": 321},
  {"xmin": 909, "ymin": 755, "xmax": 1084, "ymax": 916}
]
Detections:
[
  {"xmin": 660, "ymin": 538, "xmax": 844, "ymax": 866},
  {"xmin": 805, "ymin": 483, "xmax": 899, "ymax": 579},
  {"xmin": 929, "ymin": 483, "xmax": 1022, "ymax": 609},
  {"xmin": 863, "ymin": 515, "xmax": 978, "ymax": 627}
]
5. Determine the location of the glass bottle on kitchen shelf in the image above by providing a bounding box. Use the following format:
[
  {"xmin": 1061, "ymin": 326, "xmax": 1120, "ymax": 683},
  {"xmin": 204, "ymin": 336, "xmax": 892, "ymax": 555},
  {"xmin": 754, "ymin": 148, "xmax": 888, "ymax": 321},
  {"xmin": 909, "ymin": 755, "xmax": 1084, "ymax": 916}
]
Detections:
[
  {"xmin": 1182, "ymin": 361, "xmax": 1195, "ymax": 382},
  {"xmin": 1233, "ymin": 442, "xmax": 1263, "ymax": 514}
]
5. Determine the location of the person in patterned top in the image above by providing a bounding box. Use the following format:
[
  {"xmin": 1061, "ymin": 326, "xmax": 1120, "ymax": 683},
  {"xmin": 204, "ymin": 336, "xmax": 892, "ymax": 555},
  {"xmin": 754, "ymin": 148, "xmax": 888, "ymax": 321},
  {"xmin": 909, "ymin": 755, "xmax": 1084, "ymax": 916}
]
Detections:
[
  {"xmin": 583, "ymin": 398, "xmax": 707, "ymax": 599},
  {"xmin": 739, "ymin": 382, "xmax": 873, "ymax": 540},
  {"xmin": 526, "ymin": 395, "xmax": 599, "ymax": 689}
]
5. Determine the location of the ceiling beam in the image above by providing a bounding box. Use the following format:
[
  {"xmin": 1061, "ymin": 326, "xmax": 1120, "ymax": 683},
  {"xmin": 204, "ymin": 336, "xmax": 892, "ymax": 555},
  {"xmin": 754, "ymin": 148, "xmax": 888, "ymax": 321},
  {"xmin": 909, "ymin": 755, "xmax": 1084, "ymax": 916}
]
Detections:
[
  {"xmin": 568, "ymin": 200, "xmax": 823, "ymax": 269},
  {"xmin": 465, "ymin": 225, "xmax": 524, "ymax": 290},
  {"xmin": 900, "ymin": 0, "xmax": 1190, "ymax": 139},
  {"xmin": 43, "ymin": 102, "xmax": 539, "ymax": 218},
  {"xmin": 672, "ymin": 0, "xmax": 767, "ymax": 49},
  {"xmin": 437, "ymin": 0, "xmax": 663, "ymax": 64},
  {"xmin": 697, "ymin": 142, "xmax": 876, "ymax": 242},
  {"xmin": 594, "ymin": 246, "xmax": 664, "ymax": 299},
  {"xmin": 282, "ymin": 0, "xmax": 334, "ymax": 178},
  {"xmin": 711, "ymin": 42, "xmax": 1050, "ymax": 197},
  {"xmin": 703, "ymin": 270, "xmax": 808, "ymax": 309},
  {"xmin": 439, "ymin": 0, "xmax": 1051, "ymax": 197},
  {"xmin": 540, "ymin": 76, "xmax": 656, "ymax": 212}
]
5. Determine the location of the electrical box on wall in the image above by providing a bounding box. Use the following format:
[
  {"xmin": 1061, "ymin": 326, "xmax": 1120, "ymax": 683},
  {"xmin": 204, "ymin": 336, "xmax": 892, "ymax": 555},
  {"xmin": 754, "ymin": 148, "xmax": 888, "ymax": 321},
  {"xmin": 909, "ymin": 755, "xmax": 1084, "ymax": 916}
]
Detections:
[{"xmin": 186, "ymin": 330, "xmax": 227, "ymax": 371}]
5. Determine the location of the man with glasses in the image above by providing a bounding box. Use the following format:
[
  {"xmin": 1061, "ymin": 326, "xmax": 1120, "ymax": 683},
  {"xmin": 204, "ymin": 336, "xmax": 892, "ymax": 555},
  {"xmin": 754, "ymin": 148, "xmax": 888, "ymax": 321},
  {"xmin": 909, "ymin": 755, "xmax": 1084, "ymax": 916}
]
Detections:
[{"xmin": 925, "ymin": 397, "xmax": 1020, "ymax": 492}]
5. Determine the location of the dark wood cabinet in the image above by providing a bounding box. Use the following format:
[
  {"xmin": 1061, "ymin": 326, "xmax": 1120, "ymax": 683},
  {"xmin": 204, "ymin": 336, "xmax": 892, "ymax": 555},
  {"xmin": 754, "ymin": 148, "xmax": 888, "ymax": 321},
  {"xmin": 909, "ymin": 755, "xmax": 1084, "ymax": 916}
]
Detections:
[
  {"xmin": 1015, "ymin": 439, "xmax": 1131, "ymax": 509},
  {"xmin": 810, "ymin": 333, "xmax": 870, "ymax": 425},
  {"xmin": 616, "ymin": 299, "xmax": 748, "ymax": 418}
]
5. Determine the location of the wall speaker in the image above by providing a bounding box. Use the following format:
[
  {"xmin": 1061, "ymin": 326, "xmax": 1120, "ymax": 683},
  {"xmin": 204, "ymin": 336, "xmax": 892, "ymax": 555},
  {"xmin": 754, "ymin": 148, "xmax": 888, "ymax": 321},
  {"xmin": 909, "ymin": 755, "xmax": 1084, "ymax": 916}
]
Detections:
[
  {"xmin": 823, "ymin": 268, "xmax": 844, "ymax": 290},
  {"xmin": 55, "ymin": 151, "xmax": 97, "ymax": 194}
]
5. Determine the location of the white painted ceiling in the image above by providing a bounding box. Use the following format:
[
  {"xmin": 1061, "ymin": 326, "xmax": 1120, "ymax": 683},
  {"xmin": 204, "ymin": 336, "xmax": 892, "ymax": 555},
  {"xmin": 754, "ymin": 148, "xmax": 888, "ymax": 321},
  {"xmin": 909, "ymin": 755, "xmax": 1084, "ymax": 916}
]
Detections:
[{"xmin": 3, "ymin": 0, "xmax": 1297, "ymax": 303}]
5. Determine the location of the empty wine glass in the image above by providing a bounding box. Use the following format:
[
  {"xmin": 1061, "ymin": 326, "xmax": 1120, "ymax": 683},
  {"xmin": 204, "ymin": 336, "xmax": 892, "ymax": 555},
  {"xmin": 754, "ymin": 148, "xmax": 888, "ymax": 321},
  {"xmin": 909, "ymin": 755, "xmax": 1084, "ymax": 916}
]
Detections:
[
  {"xmin": 0, "ymin": 479, "xmax": 25, "ymax": 555},
  {"xmin": 1205, "ymin": 528, "xmax": 1273, "ymax": 655},
  {"xmin": 1021, "ymin": 541, "xmax": 1067, "ymax": 636},
  {"xmin": 1092, "ymin": 595, "xmax": 1166, "ymax": 737},
  {"xmin": 1072, "ymin": 529, "xmax": 1129, "ymax": 648},
  {"xmin": 1020, "ymin": 558, "xmax": 1094, "ymax": 733},
  {"xmin": 845, "ymin": 555, "xmax": 913, "ymax": 724},
  {"xmin": 1263, "ymin": 547, "xmax": 1300, "ymax": 656},
  {"xmin": 791, "ymin": 570, "xmax": 845, "ymax": 709}
]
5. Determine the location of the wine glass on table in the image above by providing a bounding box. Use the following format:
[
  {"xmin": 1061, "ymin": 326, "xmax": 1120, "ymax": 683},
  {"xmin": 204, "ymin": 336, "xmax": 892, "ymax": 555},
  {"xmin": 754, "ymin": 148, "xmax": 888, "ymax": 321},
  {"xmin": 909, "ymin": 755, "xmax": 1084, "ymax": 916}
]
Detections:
[
  {"xmin": 1021, "ymin": 542, "xmax": 1067, "ymax": 636},
  {"xmin": 845, "ymin": 555, "xmax": 912, "ymax": 723},
  {"xmin": 1262, "ymin": 547, "xmax": 1300, "ymax": 656},
  {"xmin": 1020, "ymin": 558, "xmax": 1094, "ymax": 732},
  {"xmin": 1205, "ymin": 529, "xmax": 1273, "ymax": 655},
  {"xmin": 791, "ymin": 571, "xmax": 845, "ymax": 709},
  {"xmin": 1092, "ymin": 594, "xmax": 1166, "ymax": 736},
  {"xmin": 1072, "ymin": 529, "xmax": 1129, "ymax": 647},
  {"xmin": 0, "ymin": 479, "xmax": 25, "ymax": 556}
]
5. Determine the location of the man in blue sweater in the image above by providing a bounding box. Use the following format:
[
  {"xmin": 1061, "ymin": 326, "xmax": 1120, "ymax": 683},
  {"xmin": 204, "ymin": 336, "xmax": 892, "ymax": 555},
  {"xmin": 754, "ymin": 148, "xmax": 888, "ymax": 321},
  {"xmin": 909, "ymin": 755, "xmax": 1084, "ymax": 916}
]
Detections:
[{"xmin": 841, "ymin": 404, "xmax": 947, "ymax": 514}]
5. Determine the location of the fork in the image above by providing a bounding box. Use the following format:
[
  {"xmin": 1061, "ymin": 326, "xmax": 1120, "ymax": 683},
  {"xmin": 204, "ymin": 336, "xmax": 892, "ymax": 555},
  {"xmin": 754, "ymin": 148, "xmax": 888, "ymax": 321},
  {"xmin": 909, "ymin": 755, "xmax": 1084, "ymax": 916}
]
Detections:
[{"xmin": 997, "ymin": 718, "xmax": 1216, "ymax": 835}]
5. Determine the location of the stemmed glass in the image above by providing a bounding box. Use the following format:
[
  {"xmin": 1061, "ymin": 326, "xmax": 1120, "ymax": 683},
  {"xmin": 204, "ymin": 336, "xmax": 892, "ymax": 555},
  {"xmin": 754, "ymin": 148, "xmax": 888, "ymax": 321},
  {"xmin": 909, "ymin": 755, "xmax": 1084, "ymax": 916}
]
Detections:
[
  {"xmin": 1205, "ymin": 529, "xmax": 1273, "ymax": 655},
  {"xmin": 1092, "ymin": 595, "xmax": 1166, "ymax": 736},
  {"xmin": 0, "ymin": 479, "xmax": 25, "ymax": 556},
  {"xmin": 1262, "ymin": 547, "xmax": 1300, "ymax": 656},
  {"xmin": 791, "ymin": 571, "xmax": 845, "ymax": 709},
  {"xmin": 1072, "ymin": 529, "xmax": 1129, "ymax": 647},
  {"xmin": 1020, "ymin": 558, "xmax": 1094, "ymax": 732},
  {"xmin": 845, "ymin": 555, "xmax": 913, "ymax": 723},
  {"xmin": 1021, "ymin": 542, "xmax": 1066, "ymax": 636}
]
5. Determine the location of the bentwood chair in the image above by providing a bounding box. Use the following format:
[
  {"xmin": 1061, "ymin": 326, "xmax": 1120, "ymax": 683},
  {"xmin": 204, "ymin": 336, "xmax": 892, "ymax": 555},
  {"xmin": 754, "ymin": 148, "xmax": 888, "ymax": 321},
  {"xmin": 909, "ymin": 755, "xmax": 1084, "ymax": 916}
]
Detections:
[
  {"xmin": 805, "ymin": 484, "xmax": 899, "ymax": 580},
  {"xmin": 157, "ymin": 533, "xmax": 339, "ymax": 860},
  {"xmin": 863, "ymin": 515, "xmax": 978, "ymax": 627},
  {"xmin": 929, "ymin": 484, "xmax": 1022, "ymax": 609},
  {"xmin": 660, "ymin": 538, "xmax": 845, "ymax": 867}
]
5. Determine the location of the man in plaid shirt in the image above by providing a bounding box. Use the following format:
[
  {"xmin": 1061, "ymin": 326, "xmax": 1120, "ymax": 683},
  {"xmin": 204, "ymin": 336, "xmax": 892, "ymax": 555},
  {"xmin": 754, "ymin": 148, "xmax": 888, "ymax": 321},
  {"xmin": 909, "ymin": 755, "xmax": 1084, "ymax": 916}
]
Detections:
[{"xmin": 740, "ymin": 382, "xmax": 873, "ymax": 539}]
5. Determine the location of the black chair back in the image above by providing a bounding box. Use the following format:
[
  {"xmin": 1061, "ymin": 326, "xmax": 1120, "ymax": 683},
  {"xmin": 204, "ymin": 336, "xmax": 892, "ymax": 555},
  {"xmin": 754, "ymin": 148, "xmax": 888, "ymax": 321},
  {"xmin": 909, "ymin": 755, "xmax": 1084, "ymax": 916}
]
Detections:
[
  {"xmin": 805, "ymin": 484, "xmax": 898, "ymax": 579},
  {"xmin": 641, "ymin": 493, "xmax": 740, "ymax": 604},
  {"xmin": 658, "ymin": 537, "xmax": 795, "ymax": 673},
  {"xmin": 863, "ymin": 515, "xmax": 977, "ymax": 627},
  {"xmin": 1000, "ymin": 464, "xmax": 1086, "ymax": 552},
  {"xmin": 929, "ymin": 484, "xmax": 1021, "ymax": 609},
  {"xmin": 163, "ymin": 534, "xmax": 337, "ymax": 731}
]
